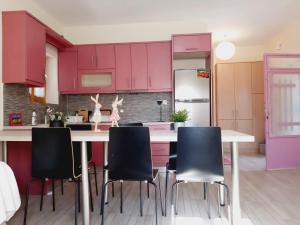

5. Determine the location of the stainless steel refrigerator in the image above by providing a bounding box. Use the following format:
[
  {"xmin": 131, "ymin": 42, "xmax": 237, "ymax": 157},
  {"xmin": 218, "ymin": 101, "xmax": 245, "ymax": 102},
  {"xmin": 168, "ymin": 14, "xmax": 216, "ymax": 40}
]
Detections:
[{"xmin": 174, "ymin": 69, "xmax": 211, "ymax": 126}]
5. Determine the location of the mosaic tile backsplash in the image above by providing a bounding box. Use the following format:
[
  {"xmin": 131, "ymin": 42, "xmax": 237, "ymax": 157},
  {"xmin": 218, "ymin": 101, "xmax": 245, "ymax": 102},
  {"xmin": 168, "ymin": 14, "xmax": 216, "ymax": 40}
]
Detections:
[{"xmin": 3, "ymin": 84, "xmax": 172, "ymax": 125}]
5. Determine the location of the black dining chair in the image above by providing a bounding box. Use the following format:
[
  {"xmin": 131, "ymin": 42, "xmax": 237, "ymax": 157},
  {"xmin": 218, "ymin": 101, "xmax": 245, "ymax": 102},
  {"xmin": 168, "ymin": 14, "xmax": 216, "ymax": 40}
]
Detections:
[
  {"xmin": 100, "ymin": 127, "xmax": 163, "ymax": 225},
  {"xmin": 170, "ymin": 127, "xmax": 230, "ymax": 218},
  {"xmin": 24, "ymin": 128, "xmax": 81, "ymax": 225}
]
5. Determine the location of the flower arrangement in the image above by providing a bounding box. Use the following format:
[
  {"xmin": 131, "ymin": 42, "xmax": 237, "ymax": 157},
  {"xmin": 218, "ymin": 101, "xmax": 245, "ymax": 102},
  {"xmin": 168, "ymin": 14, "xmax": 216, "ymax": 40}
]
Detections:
[{"xmin": 49, "ymin": 112, "xmax": 67, "ymax": 122}]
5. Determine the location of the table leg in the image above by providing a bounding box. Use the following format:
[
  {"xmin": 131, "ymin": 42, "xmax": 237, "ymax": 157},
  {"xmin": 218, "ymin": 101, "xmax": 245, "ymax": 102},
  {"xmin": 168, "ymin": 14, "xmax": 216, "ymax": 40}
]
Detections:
[
  {"xmin": 2, "ymin": 141, "xmax": 7, "ymax": 163},
  {"xmin": 219, "ymin": 182, "xmax": 225, "ymax": 206},
  {"xmin": 231, "ymin": 142, "xmax": 241, "ymax": 224},
  {"xmin": 81, "ymin": 141, "xmax": 90, "ymax": 225},
  {"xmin": 104, "ymin": 142, "xmax": 109, "ymax": 204}
]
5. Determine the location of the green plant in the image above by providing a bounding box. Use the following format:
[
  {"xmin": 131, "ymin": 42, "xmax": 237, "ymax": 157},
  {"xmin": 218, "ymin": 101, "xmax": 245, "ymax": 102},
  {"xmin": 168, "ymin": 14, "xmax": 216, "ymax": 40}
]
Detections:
[
  {"xmin": 170, "ymin": 109, "xmax": 189, "ymax": 122},
  {"xmin": 49, "ymin": 112, "xmax": 67, "ymax": 122}
]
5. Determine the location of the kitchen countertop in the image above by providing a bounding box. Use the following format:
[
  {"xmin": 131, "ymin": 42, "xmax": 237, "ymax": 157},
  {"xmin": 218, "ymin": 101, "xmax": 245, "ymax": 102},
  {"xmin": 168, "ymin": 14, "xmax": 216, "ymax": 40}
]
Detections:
[{"xmin": 2, "ymin": 121, "xmax": 172, "ymax": 130}]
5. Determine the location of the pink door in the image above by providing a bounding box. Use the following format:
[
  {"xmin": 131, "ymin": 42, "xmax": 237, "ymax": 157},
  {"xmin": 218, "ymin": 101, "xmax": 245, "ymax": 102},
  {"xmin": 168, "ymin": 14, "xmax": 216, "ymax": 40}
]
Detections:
[
  {"xmin": 265, "ymin": 54, "xmax": 300, "ymax": 169},
  {"xmin": 58, "ymin": 49, "xmax": 78, "ymax": 93},
  {"xmin": 78, "ymin": 45, "xmax": 97, "ymax": 69},
  {"xmin": 131, "ymin": 43, "xmax": 148, "ymax": 90},
  {"xmin": 96, "ymin": 44, "xmax": 115, "ymax": 69},
  {"xmin": 147, "ymin": 42, "xmax": 172, "ymax": 91},
  {"xmin": 115, "ymin": 44, "xmax": 132, "ymax": 91}
]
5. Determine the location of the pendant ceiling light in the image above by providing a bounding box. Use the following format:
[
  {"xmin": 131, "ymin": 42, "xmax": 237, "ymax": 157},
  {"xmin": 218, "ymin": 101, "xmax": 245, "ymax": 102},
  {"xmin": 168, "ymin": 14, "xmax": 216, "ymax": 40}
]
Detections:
[{"xmin": 216, "ymin": 41, "xmax": 236, "ymax": 60}]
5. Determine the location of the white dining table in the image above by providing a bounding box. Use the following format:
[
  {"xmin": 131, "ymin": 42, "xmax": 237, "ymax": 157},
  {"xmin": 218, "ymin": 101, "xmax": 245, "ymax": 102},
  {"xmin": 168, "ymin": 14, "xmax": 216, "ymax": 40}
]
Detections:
[{"xmin": 0, "ymin": 129, "xmax": 254, "ymax": 225}]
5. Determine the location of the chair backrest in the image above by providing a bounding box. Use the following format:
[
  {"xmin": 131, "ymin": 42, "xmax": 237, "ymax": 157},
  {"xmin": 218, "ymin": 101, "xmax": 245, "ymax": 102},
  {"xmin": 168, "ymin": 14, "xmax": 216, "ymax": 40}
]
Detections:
[
  {"xmin": 66, "ymin": 124, "xmax": 92, "ymax": 161},
  {"xmin": 108, "ymin": 127, "xmax": 153, "ymax": 181},
  {"xmin": 119, "ymin": 122, "xmax": 143, "ymax": 127},
  {"xmin": 32, "ymin": 128, "xmax": 81, "ymax": 179},
  {"xmin": 176, "ymin": 127, "xmax": 224, "ymax": 182}
]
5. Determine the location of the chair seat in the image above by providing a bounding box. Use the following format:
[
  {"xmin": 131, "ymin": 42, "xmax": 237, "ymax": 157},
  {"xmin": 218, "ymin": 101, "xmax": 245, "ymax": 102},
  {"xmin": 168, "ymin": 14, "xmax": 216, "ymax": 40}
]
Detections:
[{"xmin": 176, "ymin": 171, "xmax": 224, "ymax": 183}]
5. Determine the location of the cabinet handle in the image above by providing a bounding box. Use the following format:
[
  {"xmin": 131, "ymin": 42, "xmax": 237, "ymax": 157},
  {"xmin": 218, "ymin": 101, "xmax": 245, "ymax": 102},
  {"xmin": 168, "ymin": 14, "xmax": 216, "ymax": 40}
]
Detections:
[
  {"xmin": 185, "ymin": 47, "xmax": 198, "ymax": 51},
  {"xmin": 236, "ymin": 121, "xmax": 238, "ymax": 130},
  {"xmin": 73, "ymin": 78, "xmax": 76, "ymax": 88},
  {"xmin": 149, "ymin": 77, "xmax": 152, "ymax": 87},
  {"xmin": 132, "ymin": 77, "xmax": 135, "ymax": 87}
]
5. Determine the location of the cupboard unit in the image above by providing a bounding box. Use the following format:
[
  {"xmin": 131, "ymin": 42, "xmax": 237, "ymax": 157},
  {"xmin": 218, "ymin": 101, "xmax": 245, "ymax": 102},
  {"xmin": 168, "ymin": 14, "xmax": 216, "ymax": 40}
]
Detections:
[
  {"xmin": 78, "ymin": 69, "xmax": 116, "ymax": 93},
  {"xmin": 147, "ymin": 42, "xmax": 172, "ymax": 91},
  {"xmin": 3, "ymin": 11, "xmax": 46, "ymax": 86},
  {"xmin": 96, "ymin": 44, "xmax": 115, "ymax": 69},
  {"xmin": 77, "ymin": 45, "xmax": 97, "ymax": 69},
  {"xmin": 216, "ymin": 62, "xmax": 264, "ymax": 152},
  {"xmin": 131, "ymin": 43, "xmax": 148, "ymax": 90},
  {"xmin": 58, "ymin": 48, "xmax": 78, "ymax": 93},
  {"xmin": 172, "ymin": 33, "xmax": 211, "ymax": 53},
  {"xmin": 115, "ymin": 44, "xmax": 132, "ymax": 91}
]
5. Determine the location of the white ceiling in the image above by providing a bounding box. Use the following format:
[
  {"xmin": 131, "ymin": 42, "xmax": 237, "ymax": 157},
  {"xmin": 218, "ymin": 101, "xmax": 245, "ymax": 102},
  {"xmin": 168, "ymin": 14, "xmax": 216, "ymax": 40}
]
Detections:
[{"xmin": 32, "ymin": 0, "xmax": 300, "ymax": 45}]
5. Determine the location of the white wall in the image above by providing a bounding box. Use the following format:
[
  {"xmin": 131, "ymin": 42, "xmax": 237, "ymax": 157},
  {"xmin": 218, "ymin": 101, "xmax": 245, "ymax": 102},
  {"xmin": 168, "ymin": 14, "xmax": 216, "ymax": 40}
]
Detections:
[
  {"xmin": 264, "ymin": 18, "xmax": 300, "ymax": 53},
  {"xmin": 0, "ymin": 0, "xmax": 64, "ymax": 130}
]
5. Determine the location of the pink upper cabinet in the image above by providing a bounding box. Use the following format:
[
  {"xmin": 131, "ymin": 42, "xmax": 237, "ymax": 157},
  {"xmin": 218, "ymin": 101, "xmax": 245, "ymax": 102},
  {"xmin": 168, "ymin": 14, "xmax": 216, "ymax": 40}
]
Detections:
[
  {"xmin": 131, "ymin": 43, "xmax": 148, "ymax": 90},
  {"xmin": 115, "ymin": 44, "xmax": 132, "ymax": 91},
  {"xmin": 3, "ymin": 11, "xmax": 46, "ymax": 86},
  {"xmin": 58, "ymin": 49, "xmax": 78, "ymax": 93},
  {"xmin": 173, "ymin": 33, "xmax": 211, "ymax": 53},
  {"xmin": 147, "ymin": 41, "xmax": 172, "ymax": 91},
  {"xmin": 96, "ymin": 44, "xmax": 115, "ymax": 69},
  {"xmin": 77, "ymin": 45, "xmax": 97, "ymax": 69}
]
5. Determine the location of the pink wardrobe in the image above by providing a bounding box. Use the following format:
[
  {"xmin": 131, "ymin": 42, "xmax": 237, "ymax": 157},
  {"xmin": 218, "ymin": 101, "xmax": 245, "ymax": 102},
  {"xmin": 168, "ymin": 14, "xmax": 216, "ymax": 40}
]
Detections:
[{"xmin": 265, "ymin": 54, "xmax": 300, "ymax": 169}]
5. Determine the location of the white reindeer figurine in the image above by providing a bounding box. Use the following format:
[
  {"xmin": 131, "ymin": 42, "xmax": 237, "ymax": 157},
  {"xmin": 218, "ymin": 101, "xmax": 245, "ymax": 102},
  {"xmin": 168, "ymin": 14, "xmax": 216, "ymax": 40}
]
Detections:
[
  {"xmin": 110, "ymin": 95, "xmax": 123, "ymax": 127},
  {"xmin": 90, "ymin": 94, "xmax": 102, "ymax": 132}
]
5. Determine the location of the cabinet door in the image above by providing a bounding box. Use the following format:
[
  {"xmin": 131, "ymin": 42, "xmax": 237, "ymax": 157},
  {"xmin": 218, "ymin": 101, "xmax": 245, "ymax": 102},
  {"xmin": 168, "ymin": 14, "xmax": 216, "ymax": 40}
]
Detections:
[
  {"xmin": 252, "ymin": 61, "xmax": 264, "ymax": 94},
  {"xmin": 147, "ymin": 42, "xmax": 172, "ymax": 91},
  {"xmin": 236, "ymin": 119, "xmax": 255, "ymax": 150},
  {"xmin": 96, "ymin": 44, "xmax": 115, "ymax": 69},
  {"xmin": 234, "ymin": 63, "xmax": 252, "ymax": 119},
  {"xmin": 173, "ymin": 34, "xmax": 211, "ymax": 53},
  {"xmin": 78, "ymin": 45, "xmax": 96, "ymax": 69},
  {"xmin": 115, "ymin": 44, "xmax": 132, "ymax": 91},
  {"xmin": 58, "ymin": 50, "xmax": 78, "ymax": 93},
  {"xmin": 253, "ymin": 94, "xmax": 265, "ymax": 149},
  {"xmin": 216, "ymin": 64, "xmax": 235, "ymax": 119},
  {"xmin": 131, "ymin": 43, "xmax": 148, "ymax": 90},
  {"xmin": 26, "ymin": 15, "xmax": 46, "ymax": 85}
]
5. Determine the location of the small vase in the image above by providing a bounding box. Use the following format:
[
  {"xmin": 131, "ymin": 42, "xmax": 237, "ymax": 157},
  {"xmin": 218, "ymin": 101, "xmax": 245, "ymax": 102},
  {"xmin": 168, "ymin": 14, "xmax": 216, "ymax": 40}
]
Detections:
[
  {"xmin": 50, "ymin": 120, "xmax": 64, "ymax": 128},
  {"xmin": 173, "ymin": 122, "xmax": 185, "ymax": 131}
]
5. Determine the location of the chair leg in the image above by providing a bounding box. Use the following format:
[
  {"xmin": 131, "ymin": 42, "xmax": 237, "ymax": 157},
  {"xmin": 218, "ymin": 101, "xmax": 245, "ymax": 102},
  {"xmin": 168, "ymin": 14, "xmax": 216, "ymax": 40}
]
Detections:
[
  {"xmin": 175, "ymin": 183, "xmax": 179, "ymax": 215},
  {"xmin": 75, "ymin": 181, "xmax": 78, "ymax": 225},
  {"xmin": 206, "ymin": 183, "xmax": 211, "ymax": 219},
  {"xmin": 217, "ymin": 186, "xmax": 221, "ymax": 218},
  {"xmin": 120, "ymin": 181, "xmax": 123, "ymax": 213},
  {"xmin": 40, "ymin": 179, "xmax": 45, "ymax": 211},
  {"xmin": 157, "ymin": 173, "xmax": 164, "ymax": 216},
  {"xmin": 148, "ymin": 182, "xmax": 158, "ymax": 225},
  {"xmin": 139, "ymin": 181, "xmax": 143, "ymax": 216},
  {"xmin": 101, "ymin": 181, "xmax": 114, "ymax": 225},
  {"xmin": 78, "ymin": 181, "xmax": 81, "ymax": 213},
  {"xmin": 147, "ymin": 182, "xmax": 150, "ymax": 198},
  {"xmin": 92, "ymin": 162, "xmax": 99, "ymax": 196},
  {"xmin": 203, "ymin": 183, "xmax": 206, "ymax": 200},
  {"xmin": 112, "ymin": 182, "xmax": 115, "ymax": 198},
  {"xmin": 61, "ymin": 179, "xmax": 64, "ymax": 195},
  {"xmin": 23, "ymin": 181, "xmax": 32, "ymax": 225},
  {"xmin": 164, "ymin": 170, "xmax": 169, "ymax": 216},
  {"xmin": 88, "ymin": 173, "xmax": 94, "ymax": 212},
  {"xmin": 51, "ymin": 179, "xmax": 55, "ymax": 211},
  {"xmin": 170, "ymin": 181, "xmax": 183, "ymax": 217}
]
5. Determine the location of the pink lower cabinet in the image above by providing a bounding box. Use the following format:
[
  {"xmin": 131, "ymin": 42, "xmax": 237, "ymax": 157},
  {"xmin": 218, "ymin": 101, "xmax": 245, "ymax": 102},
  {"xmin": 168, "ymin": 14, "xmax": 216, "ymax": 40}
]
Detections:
[
  {"xmin": 151, "ymin": 143, "xmax": 170, "ymax": 167},
  {"xmin": 147, "ymin": 123, "xmax": 171, "ymax": 167}
]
